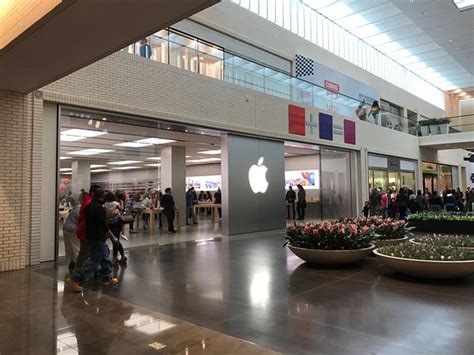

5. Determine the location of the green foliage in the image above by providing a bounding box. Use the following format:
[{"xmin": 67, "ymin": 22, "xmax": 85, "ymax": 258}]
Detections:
[
  {"xmin": 413, "ymin": 234, "xmax": 474, "ymax": 248},
  {"xmin": 377, "ymin": 243, "xmax": 474, "ymax": 261},
  {"xmin": 408, "ymin": 212, "xmax": 474, "ymax": 222}
]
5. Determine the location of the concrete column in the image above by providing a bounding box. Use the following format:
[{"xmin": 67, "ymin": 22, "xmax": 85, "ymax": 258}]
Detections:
[
  {"xmin": 360, "ymin": 148, "xmax": 369, "ymax": 202},
  {"xmin": 71, "ymin": 160, "xmax": 90, "ymax": 199},
  {"xmin": 161, "ymin": 145, "xmax": 186, "ymax": 227}
]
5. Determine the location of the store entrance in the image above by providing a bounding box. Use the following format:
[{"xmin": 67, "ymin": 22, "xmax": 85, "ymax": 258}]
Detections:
[
  {"xmin": 56, "ymin": 107, "xmax": 223, "ymax": 261},
  {"xmin": 423, "ymin": 173, "xmax": 438, "ymax": 193}
]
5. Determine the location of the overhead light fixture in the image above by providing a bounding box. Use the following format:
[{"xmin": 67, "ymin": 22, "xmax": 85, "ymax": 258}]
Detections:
[
  {"xmin": 114, "ymin": 142, "xmax": 152, "ymax": 148},
  {"xmin": 59, "ymin": 156, "xmax": 72, "ymax": 160},
  {"xmin": 187, "ymin": 158, "xmax": 221, "ymax": 163},
  {"xmin": 199, "ymin": 149, "xmax": 221, "ymax": 155},
  {"xmin": 146, "ymin": 157, "xmax": 161, "ymax": 161},
  {"xmin": 61, "ymin": 172, "xmax": 72, "ymax": 175},
  {"xmin": 0, "ymin": 0, "xmax": 62, "ymax": 49},
  {"xmin": 135, "ymin": 138, "xmax": 176, "ymax": 145},
  {"xmin": 90, "ymin": 164, "xmax": 107, "ymax": 168},
  {"xmin": 108, "ymin": 160, "xmax": 142, "ymax": 165},
  {"xmin": 60, "ymin": 129, "xmax": 107, "ymax": 142},
  {"xmin": 90, "ymin": 169, "xmax": 111, "ymax": 173},
  {"xmin": 112, "ymin": 166, "xmax": 142, "ymax": 170},
  {"xmin": 59, "ymin": 168, "xmax": 72, "ymax": 172},
  {"xmin": 458, "ymin": 92, "xmax": 467, "ymax": 96},
  {"xmin": 452, "ymin": 0, "xmax": 474, "ymax": 11},
  {"xmin": 452, "ymin": 89, "xmax": 462, "ymax": 94},
  {"xmin": 145, "ymin": 163, "xmax": 161, "ymax": 167},
  {"xmin": 68, "ymin": 149, "xmax": 114, "ymax": 156}
]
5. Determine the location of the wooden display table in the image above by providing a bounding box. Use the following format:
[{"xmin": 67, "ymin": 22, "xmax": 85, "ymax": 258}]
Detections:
[
  {"xmin": 193, "ymin": 203, "xmax": 221, "ymax": 221},
  {"xmin": 142, "ymin": 208, "xmax": 181, "ymax": 232}
]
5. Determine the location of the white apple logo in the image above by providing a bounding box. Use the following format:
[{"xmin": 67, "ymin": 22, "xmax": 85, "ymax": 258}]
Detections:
[{"xmin": 248, "ymin": 157, "xmax": 269, "ymax": 194}]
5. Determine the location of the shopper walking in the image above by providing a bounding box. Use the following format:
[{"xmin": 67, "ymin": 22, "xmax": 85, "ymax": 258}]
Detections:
[
  {"xmin": 105, "ymin": 192, "xmax": 127, "ymax": 264},
  {"xmin": 285, "ymin": 186, "xmax": 296, "ymax": 219},
  {"xmin": 296, "ymin": 184, "xmax": 306, "ymax": 220},
  {"xmin": 66, "ymin": 187, "xmax": 119, "ymax": 292},
  {"xmin": 74, "ymin": 187, "xmax": 95, "ymax": 269},
  {"xmin": 214, "ymin": 188, "xmax": 222, "ymax": 218},
  {"xmin": 161, "ymin": 187, "xmax": 177, "ymax": 233},
  {"xmin": 185, "ymin": 187, "xmax": 198, "ymax": 225},
  {"xmin": 62, "ymin": 195, "xmax": 82, "ymax": 271}
]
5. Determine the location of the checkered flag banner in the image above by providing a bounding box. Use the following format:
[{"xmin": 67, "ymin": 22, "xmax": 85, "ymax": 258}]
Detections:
[{"xmin": 295, "ymin": 54, "xmax": 314, "ymax": 77}]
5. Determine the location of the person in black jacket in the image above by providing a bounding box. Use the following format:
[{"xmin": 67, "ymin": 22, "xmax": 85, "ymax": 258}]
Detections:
[
  {"xmin": 66, "ymin": 187, "xmax": 118, "ymax": 292},
  {"xmin": 161, "ymin": 187, "xmax": 177, "ymax": 233},
  {"xmin": 285, "ymin": 186, "xmax": 296, "ymax": 219}
]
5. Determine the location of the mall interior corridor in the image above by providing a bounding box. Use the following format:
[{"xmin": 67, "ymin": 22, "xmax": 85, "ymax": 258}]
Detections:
[{"xmin": 2, "ymin": 233, "xmax": 472, "ymax": 355}]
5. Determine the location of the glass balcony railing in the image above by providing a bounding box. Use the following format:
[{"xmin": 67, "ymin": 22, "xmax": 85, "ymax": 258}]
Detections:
[
  {"xmin": 418, "ymin": 114, "xmax": 474, "ymax": 136},
  {"xmin": 125, "ymin": 28, "xmax": 418, "ymax": 136}
]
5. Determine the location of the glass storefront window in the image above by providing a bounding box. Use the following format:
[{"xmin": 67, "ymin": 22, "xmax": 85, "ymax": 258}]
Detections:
[
  {"xmin": 439, "ymin": 165, "xmax": 453, "ymax": 192},
  {"xmin": 169, "ymin": 31, "xmax": 198, "ymax": 72},
  {"xmin": 368, "ymin": 169, "xmax": 388, "ymax": 191},
  {"xmin": 321, "ymin": 148, "xmax": 352, "ymax": 219},
  {"xmin": 198, "ymin": 42, "xmax": 223, "ymax": 80},
  {"xmin": 401, "ymin": 172, "xmax": 415, "ymax": 192},
  {"xmin": 149, "ymin": 30, "xmax": 168, "ymax": 64},
  {"xmin": 388, "ymin": 171, "xmax": 400, "ymax": 192}
]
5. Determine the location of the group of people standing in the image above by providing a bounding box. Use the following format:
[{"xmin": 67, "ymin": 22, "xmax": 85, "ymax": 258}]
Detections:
[
  {"xmin": 363, "ymin": 186, "xmax": 474, "ymax": 219},
  {"xmin": 285, "ymin": 185, "xmax": 307, "ymax": 220},
  {"xmin": 185, "ymin": 187, "xmax": 222, "ymax": 225},
  {"xmin": 64, "ymin": 185, "xmax": 178, "ymax": 292}
]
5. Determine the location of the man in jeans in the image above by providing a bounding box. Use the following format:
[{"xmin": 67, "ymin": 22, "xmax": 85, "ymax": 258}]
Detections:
[{"xmin": 66, "ymin": 187, "xmax": 118, "ymax": 292}]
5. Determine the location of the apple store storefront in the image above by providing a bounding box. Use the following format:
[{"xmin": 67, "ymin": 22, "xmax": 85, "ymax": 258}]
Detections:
[{"xmin": 54, "ymin": 106, "xmax": 355, "ymax": 260}]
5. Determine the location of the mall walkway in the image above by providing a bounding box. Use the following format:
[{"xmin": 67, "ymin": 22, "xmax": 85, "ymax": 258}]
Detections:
[{"xmin": 2, "ymin": 234, "xmax": 473, "ymax": 354}]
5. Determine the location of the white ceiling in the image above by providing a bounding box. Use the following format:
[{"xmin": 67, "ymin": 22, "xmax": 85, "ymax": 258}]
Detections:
[{"xmin": 305, "ymin": 0, "xmax": 474, "ymax": 92}]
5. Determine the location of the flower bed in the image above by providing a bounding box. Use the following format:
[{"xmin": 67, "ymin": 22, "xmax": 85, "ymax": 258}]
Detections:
[
  {"xmin": 285, "ymin": 221, "xmax": 373, "ymax": 250},
  {"xmin": 285, "ymin": 221, "xmax": 375, "ymax": 265},
  {"xmin": 407, "ymin": 213, "xmax": 474, "ymax": 234},
  {"xmin": 410, "ymin": 234, "xmax": 474, "ymax": 250},
  {"xmin": 374, "ymin": 243, "xmax": 474, "ymax": 279}
]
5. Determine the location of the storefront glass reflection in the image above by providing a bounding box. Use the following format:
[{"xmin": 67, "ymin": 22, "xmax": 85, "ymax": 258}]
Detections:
[{"xmin": 320, "ymin": 148, "xmax": 352, "ymax": 219}]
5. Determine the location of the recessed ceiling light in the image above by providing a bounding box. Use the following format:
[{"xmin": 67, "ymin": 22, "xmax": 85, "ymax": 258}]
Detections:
[
  {"xmin": 60, "ymin": 168, "xmax": 72, "ymax": 172},
  {"xmin": 187, "ymin": 158, "xmax": 221, "ymax": 163},
  {"xmin": 60, "ymin": 129, "xmax": 107, "ymax": 142},
  {"xmin": 90, "ymin": 169, "xmax": 110, "ymax": 173},
  {"xmin": 145, "ymin": 163, "xmax": 161, "ymax": 167},
  {"xmin": 458, "ymin": 92, "xmax": 467, "ymax": 96},
  {"xmin": 199, "ymin": 149, "xmax": 221, "ymax": 155},
  {"xmin": 60, "ymin": 156, "xmax": 72, "ymax": 160},
  {"xmin": 68, "ymin": 149, "xmax": 114, "ymax": 156},
  {"xmin": 112, "ymin": 166, "xmax": 142, "ymax": 170},
  {"xmin": 90, "ymin": 164, "xmax": 107, "ymax": 168},
  {"xmin": 61, "ymin": 172, "xmax": 72, "ymax": 175},
  {"xmin": 146, "ymin": 157, "xmax": 161, "ymax": 161},
  {"xmin": 135, "ymin": 138, "xmax": 176, "ymax": 145},
  {"xmin": 114, "ymin": 142, "xmax": 152, "ymax": 148},
  {"xmin": 108, "ymin": 160, "xmax": 142, "ymax": 165}
]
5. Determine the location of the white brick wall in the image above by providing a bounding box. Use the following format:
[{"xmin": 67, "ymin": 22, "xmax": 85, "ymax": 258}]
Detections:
[{"xmin": 0, "ymin": 91, "xmax": 42, "ymax": 271}]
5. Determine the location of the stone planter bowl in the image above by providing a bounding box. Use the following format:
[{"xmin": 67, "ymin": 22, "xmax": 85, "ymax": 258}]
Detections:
[
  {"xmin": 373, "ymin": 236, "xmax": 408, "ymax": 248},
  {"xmin": 373, "ymin": 248, "xmax": 474, "ymax": 279},
  {"xmin": 288, "ymin": 244, "xmax": 375, "ymax": 265},
  {"xmin": 409, "ymin": 238, "xmax": 474, "ymax": 252}
]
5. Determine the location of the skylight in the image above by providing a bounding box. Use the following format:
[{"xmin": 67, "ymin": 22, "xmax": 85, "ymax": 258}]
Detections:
[{"xmin": 453, "ymin": 0, "xmax": 474, "ymax": 11}]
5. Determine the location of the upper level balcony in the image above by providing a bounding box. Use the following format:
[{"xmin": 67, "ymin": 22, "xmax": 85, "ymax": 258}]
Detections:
[
  {"xmin": 124, "ymin": 28, "xmax": 420, "ymax": 137},
  {"xmin": 418, "ymin": 115, "xmax": 474, "ymax": 150}
]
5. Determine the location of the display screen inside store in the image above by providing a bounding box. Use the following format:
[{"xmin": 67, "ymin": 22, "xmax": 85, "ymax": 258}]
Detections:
[
  {"xmin": 186, "ymin": 175, "xmax": 221, "ymax": 191},
  {"xmin": 285, "ymin": 170, "xmax": 320, "ymax": 189}
]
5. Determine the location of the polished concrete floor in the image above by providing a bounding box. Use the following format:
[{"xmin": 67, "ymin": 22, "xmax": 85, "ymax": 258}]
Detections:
[{"xmin": 3, "ymin": 233, "xmax": 474, "ymax": 354}]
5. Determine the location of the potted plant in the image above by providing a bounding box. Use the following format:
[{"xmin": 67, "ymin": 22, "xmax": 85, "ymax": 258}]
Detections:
[
  {"xmin": 435, "ymin": 117, "xmax": 450, "ymax": 134},
  {"xmin": 418, "ymin": 118, "xmax": 436, "ymax": 136},
  {"xmin": 410, "ymin": 234, "xmax": 474, "ymax": 251},
  {"xmin": 408, "ymin": 212, "xmax": 474, "ymax": 234},
  {"xmin": 374, "ymin": 243, "xmax": 474, "ymax": 279},
  {"xmin": 340, "ymin": 216, "xmax": 412, "ymax": 247},
  {"xmin": 284, "ymin": 221, "xmax": 375, "ymax": 265},
  {"xmin": 372, "ymin": 219, "xmax": 413, "ymax": 247}
]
